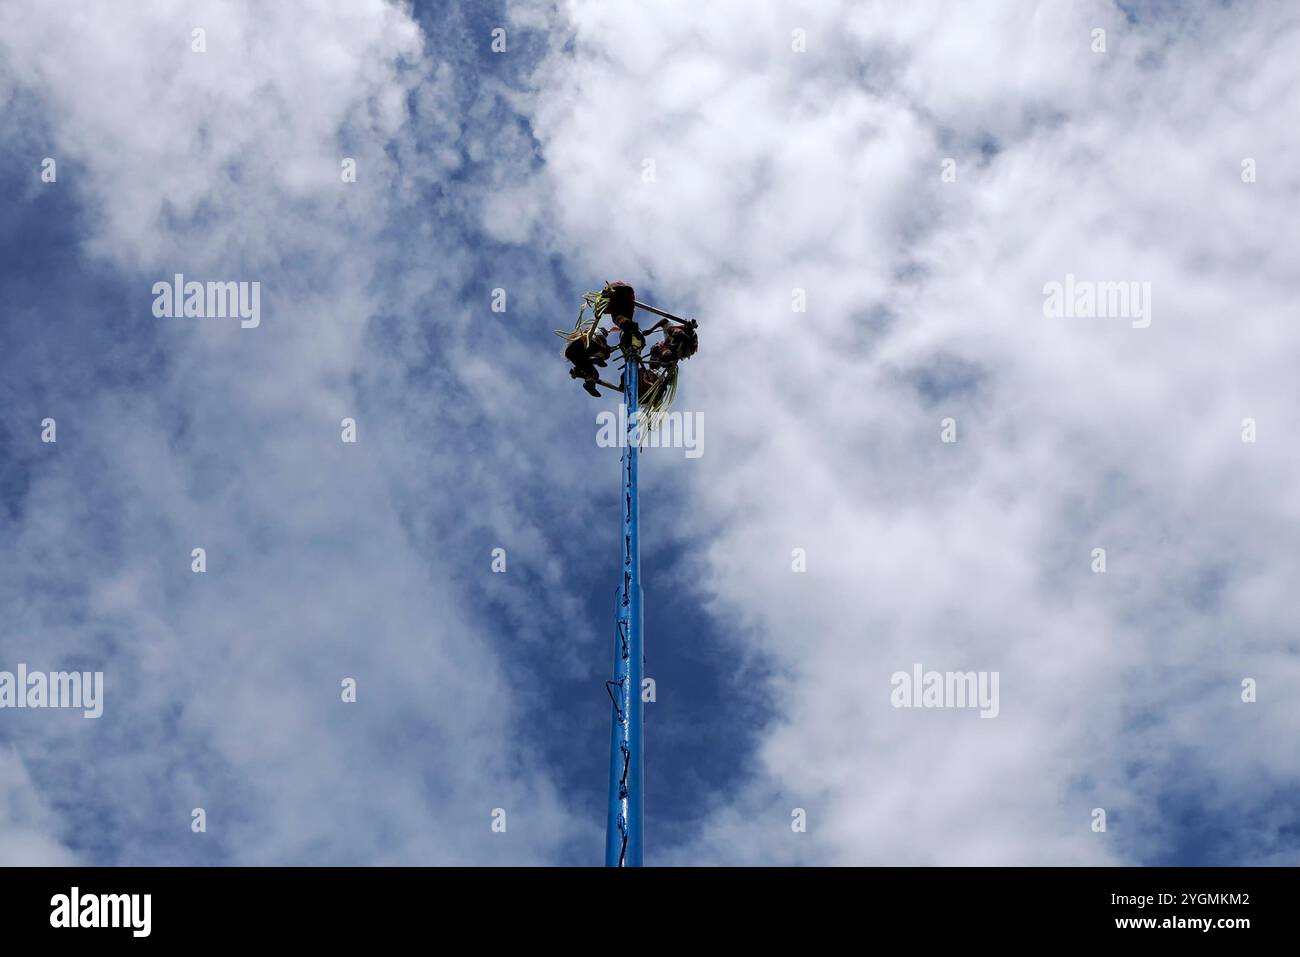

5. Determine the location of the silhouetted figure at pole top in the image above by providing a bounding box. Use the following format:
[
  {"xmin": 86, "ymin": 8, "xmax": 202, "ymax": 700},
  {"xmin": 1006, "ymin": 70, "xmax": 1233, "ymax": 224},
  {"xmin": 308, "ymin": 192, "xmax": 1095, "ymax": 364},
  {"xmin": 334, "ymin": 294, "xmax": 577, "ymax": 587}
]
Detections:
[{"xmin": 604, "ymin": 281, "xmax": 645, "ymax": 359}]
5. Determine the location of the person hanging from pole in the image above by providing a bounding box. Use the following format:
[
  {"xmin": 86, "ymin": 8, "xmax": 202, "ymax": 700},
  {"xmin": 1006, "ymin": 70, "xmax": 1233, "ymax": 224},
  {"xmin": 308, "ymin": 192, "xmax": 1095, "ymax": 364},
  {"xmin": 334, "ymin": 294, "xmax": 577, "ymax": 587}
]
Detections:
[
  {"xmin": 564, "ymin": 325, "xmax": 620, "ymax": 397},
  {"xmin": 644, "ymin": 316, "xmax": 698, "ymax": 365},
  {"xmin": 640, "ymin": 316, "xmax": 696, "ymax": 429},
  {"xmin": 556, "ymin": 295, "xmax": 619, "ymax": 396},
  {"xmin": 637, "ymin": 364, "xmax": 659, "ymax": 402}
]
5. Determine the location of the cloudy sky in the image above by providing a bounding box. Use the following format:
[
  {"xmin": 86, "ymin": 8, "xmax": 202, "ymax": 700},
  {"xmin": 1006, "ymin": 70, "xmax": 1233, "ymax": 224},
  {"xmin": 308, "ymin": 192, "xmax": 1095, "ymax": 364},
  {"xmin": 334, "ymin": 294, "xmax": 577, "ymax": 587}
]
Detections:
[{"xmin": 1, "ymin": 0, "xmax": 1297, "ymax": 866}]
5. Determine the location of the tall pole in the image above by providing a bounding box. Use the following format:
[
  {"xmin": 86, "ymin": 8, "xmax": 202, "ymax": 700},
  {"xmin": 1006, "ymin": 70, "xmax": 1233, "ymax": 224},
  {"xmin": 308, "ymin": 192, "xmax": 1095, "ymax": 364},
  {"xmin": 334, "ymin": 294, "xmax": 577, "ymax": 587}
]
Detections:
[{"xmin": 606, "ymin": 351, "xmax": 644, "ymax": 866}]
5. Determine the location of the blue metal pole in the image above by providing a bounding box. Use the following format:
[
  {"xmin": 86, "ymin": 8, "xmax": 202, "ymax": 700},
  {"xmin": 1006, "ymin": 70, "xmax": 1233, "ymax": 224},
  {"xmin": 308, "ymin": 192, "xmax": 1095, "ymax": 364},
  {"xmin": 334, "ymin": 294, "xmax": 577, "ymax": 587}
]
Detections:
[{"xmin": 606, "ymin": 353, "xmax": 644, "ymax": 866}]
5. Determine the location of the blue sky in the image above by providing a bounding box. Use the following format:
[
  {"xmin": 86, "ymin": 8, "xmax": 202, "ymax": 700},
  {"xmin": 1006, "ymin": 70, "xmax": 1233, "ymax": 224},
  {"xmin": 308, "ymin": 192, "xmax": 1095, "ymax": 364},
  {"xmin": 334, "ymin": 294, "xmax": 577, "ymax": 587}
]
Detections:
[{"xmin": 1, "ymin": 0, "xmax": 1297, "ymax": 866}]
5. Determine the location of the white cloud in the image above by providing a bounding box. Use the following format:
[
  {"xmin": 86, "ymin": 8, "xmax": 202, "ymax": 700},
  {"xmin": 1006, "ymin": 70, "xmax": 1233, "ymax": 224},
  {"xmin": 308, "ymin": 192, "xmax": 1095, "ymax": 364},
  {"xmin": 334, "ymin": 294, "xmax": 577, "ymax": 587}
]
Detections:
[
  {"xmin": 0, "ymin": 748, "xmax": 79, "ymax": 865},
  {"xmin": 3, "ymin": 0, "xmax": 1296, "ymax": 867},
  {"xmin": 512, "ymin": 0, "xmax": 1300, "ymax": 863},
  {"xmin": 0, "ymin": 0, "xmax": 585, "ymax": 864}
]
